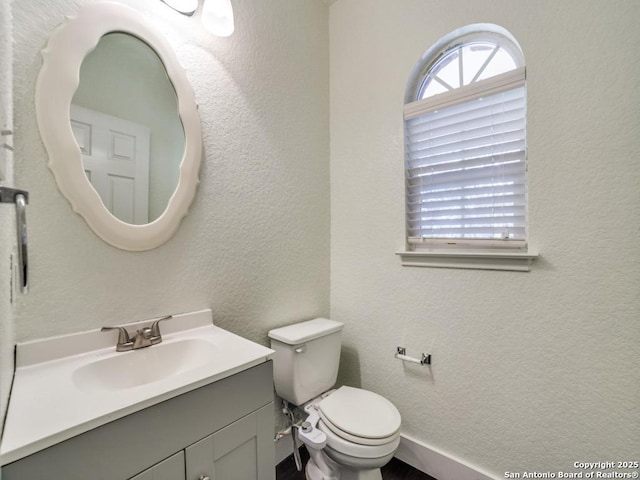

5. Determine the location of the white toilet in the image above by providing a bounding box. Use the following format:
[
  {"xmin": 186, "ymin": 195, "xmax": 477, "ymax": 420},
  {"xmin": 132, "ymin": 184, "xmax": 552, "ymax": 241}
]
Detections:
[{"xmin": 268, "ymin": 318, "xmax": 401, "ymax": 480}]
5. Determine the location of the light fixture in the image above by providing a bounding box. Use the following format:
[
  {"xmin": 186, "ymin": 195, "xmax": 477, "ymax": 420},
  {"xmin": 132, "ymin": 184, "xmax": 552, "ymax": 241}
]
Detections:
[
  {"xmin": 160, "ymin": 0, "xmax": 198, "ymax": 16},
  {"xmin": 201, "ymin": 0, "xmax": 235, "ymax": 37}
]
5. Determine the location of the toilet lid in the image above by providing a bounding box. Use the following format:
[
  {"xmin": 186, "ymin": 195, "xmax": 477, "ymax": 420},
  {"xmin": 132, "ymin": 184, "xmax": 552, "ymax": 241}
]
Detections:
[{"xmin": 317, "ymin": 386, "xmax": 401, "ymax": 441}]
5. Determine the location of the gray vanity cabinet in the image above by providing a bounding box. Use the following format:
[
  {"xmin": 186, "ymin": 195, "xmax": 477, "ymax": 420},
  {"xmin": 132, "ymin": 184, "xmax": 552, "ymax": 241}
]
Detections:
[
  {"xmin": 185, "ymin": 405, "xmax": 273, "ymax": 480},
  {"xmin": 130, "ymin": 452, "xmax": 186, "ymax": 480},
  {"xmin": 2, "ymin": 362, "xmax": 275, "ymax": 480},
  {"xmin": 128, "ymin": 405, "xmax": 273, "ymax": 480}
]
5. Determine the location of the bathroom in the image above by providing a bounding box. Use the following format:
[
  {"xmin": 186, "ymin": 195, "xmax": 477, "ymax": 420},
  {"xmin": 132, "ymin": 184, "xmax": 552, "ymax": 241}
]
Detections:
[{"xmin": 0, "ymin": 0, "xmax": 638, "ymax": 478}]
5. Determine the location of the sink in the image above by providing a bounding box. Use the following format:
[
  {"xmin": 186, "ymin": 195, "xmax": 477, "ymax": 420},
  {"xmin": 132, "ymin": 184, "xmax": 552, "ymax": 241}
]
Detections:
[
  {"xmin": 1, "ymin": 309, "xmax": 275, "ymax": 465},
  {"xmin": 72, "ymin": 338, "xmax": 217, "ymax": 392}
]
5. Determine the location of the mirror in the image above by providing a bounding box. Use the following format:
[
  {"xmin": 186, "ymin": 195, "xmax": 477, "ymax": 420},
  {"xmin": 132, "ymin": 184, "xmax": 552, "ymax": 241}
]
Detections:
[
  {"xmin": 72, "ymin": 32, "xmax": 185, "ymax": 225},
  {"xmin": 36, "ymin": 2, "xmax": 202, "ymax": 250}
]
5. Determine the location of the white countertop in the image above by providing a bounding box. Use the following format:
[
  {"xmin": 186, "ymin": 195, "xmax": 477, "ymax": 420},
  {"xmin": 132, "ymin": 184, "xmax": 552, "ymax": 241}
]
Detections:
[{"xmin": 0, "ymin": 309, "xmax": 275, "ymax": 465}]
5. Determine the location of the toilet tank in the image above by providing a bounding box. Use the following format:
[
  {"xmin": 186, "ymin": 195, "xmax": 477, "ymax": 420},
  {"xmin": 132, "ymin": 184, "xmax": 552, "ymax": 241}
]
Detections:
[{"xmin": 268, "ymin": 318, "xmax": 344, "ymax": 406}]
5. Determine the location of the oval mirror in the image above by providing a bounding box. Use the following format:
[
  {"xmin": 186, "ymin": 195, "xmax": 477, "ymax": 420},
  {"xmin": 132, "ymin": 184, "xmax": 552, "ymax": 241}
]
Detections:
[
  {"xmin": 72, "ymin": 32, "xmax": 185, "ymax": 225},
  {"xmin": 36, "ymin": 2, "xmax": 202, "ymax": 250}
]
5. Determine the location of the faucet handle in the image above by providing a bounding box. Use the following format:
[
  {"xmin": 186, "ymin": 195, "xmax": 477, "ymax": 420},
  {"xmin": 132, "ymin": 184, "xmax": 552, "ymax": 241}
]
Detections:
[
  {"xmin": 101, "ymin": 326, "xmax": 131, "ymax": 345},
  {"xmin": 150, "ymin": 315, "xmax": 172, "ymax": 338}
]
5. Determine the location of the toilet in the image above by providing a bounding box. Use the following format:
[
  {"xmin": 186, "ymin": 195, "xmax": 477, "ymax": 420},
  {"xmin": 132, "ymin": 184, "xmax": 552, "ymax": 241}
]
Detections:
[{"xmin": 268, "ymin": 318, "xmax": 401, "ymax": 480}]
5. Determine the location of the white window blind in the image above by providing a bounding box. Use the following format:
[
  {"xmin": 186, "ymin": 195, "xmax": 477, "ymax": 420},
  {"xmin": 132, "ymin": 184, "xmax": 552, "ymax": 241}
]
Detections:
[{"xmin": 404, "ymin": 68, "xmax": 526, "ymax": 247}]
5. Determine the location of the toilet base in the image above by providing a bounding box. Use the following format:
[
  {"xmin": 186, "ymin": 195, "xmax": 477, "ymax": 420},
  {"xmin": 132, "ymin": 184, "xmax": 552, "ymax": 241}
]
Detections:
[{"xmin": 305, "ymin": 450, "xmax": 383, "ymax": 480}]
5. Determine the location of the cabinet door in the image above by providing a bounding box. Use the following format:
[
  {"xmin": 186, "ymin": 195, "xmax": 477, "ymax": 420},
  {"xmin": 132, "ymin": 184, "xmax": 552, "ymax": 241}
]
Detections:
[
  {"xmin": 185, "ymin": 404, "xmax": 274, "ymax": 480},
  {"xmin": 129, "ymin": 451, "xmax": 185, "ymax": 480}
]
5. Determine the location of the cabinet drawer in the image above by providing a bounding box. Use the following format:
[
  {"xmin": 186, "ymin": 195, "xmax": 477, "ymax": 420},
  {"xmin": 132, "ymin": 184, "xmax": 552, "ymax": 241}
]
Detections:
[{"xmin": 129, "ymin": 452, "xmax": 185, "ymax": 480}]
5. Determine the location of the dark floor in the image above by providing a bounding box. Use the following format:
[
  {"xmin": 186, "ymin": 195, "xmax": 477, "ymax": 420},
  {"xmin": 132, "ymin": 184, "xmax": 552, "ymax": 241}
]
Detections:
[{"xmin": 276, "ymin": 447, "xmax": 437, "ymax": 480}]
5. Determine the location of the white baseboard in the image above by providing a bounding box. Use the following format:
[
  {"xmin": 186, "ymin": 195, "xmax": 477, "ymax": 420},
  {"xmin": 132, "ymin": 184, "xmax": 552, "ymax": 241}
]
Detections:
[
  {"xmin": 395, "ymin": 434, "xmax": 497, "ymax": 480},
  {"xmin": 275, "ymin": 431, "xmax": 498, "ymax": 480}
]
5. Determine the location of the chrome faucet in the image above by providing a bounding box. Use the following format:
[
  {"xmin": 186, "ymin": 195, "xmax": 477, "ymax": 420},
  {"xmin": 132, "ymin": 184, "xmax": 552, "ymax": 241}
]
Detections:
[{"xmin": 101, "ymin": 315, "xmax": 172, "ymax": 352}]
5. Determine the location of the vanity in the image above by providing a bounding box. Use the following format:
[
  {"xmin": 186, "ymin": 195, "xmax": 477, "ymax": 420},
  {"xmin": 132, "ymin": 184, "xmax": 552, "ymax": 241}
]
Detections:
[{"xmin": 0, "ymin": 310, "xmax": 276, "ymax": 479}]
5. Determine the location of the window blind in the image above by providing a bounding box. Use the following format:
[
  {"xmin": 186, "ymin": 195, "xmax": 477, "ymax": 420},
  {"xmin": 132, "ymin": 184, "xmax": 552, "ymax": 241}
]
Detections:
[{"xmin": 404, "ymin": 70, "xmax": 526, "ymax": 246}]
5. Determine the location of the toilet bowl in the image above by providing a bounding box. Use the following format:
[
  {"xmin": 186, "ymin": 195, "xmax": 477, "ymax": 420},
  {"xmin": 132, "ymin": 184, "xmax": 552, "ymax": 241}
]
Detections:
[
  {"xmin": 267, "ymin": 319, "xmax": 402, "ymax": 480},
  {"xmin": 303, "ymin": 386, "xmax": 401, "ymax": 480}
]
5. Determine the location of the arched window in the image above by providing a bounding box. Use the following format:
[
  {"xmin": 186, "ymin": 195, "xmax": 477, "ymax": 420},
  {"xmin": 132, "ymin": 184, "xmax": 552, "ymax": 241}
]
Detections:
[{"xmin": 404, "ymin": 26, "xmax": 527, "ymax": 252}]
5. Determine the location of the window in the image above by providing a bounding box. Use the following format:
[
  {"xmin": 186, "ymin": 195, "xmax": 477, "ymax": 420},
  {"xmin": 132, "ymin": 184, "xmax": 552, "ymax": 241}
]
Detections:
[{"xmin": 401, "ymin": 26, "xmax": 535, "ymax": 271}]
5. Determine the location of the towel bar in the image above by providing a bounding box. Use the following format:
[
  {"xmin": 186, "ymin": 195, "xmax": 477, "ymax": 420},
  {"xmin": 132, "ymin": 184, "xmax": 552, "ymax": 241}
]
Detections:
[{"xmin": 0, "ymin": 187, "xmax": 29, "ymax": 294}]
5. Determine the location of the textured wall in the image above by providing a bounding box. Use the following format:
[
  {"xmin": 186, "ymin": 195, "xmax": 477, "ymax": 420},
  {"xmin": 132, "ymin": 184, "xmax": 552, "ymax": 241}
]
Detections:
[
  {"xmin": 9, "ymin": 0, "xmax": 639, "ymax": 474},
  {"xmin": 330, "ymin": 0, "xmax": 640, "ymax": 477},
  {"xmin": 0, "ymin": 0, "xmax": 15, "ymax": 426},
  {"xmin": 11, "ymin": 0, "xmax": 329, "ymax": 352}
]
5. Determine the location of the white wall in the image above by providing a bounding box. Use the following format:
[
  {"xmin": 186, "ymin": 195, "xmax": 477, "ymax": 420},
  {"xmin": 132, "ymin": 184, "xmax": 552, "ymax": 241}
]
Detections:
[
  {"xmin": 5, "ymin": 0, "xmax": 640, "ymax": 475},
  {"xmin": 8, "ymin": 0, "xmax": 329, "ymax": 383},
  {"xmin": 330, "ymin": 0, "xmax": 640, "ymax": 477},
  {"xmin": 0, "ymin": 0, "xmax": 16, "ymax": 426}
]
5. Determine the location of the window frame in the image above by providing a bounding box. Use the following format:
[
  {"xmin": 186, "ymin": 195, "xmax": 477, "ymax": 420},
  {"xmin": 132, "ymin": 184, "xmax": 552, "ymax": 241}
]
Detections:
[{"xmin": 397, "ymin": 25, "xmax": 538, "ymax": 271}]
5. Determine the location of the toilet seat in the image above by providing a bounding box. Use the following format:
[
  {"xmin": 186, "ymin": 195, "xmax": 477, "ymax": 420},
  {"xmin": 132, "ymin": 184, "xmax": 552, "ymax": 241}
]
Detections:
[
  {"xmin": 313, "ymin": 385, "xmax": 401, "ymax": 460},
  {"xmin": 317, "ymin": 420, "xmax": 401, "ymax": 460}
]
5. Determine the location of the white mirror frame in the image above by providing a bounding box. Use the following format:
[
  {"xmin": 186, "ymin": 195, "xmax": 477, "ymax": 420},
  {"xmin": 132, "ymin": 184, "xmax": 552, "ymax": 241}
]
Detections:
[{"xmin": 36, "ymin": 2, "xmax": 202, "ymax": 251}]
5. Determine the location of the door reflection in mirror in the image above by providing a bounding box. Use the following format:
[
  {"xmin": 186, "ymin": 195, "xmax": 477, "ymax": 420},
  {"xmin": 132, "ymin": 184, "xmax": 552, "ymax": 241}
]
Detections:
[{"xmin": 71, "ymin": 105, "xmax": 150, "ymax": 224}]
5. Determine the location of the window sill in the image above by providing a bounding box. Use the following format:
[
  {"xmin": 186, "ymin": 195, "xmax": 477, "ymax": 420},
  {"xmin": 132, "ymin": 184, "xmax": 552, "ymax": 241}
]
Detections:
[{"xmin": 396, "ymin": 250, "xmax": 539, "ymax": 272}]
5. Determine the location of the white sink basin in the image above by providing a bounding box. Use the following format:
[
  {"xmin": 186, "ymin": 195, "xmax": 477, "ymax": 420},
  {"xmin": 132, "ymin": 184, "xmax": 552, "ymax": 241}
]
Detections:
[
  {"xmin": 0, "ymin": 309, "xmax": 274, "ymax": 466},
  {"xmin": 72, "ymin": 338, "xmax": 217, "ymax": 392}
]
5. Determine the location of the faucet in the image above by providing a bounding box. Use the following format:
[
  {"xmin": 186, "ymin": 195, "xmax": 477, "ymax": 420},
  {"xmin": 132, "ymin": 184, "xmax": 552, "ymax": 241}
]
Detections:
[{"xmin": 101, "ymin": 315, "xmax": 172, "ymax": 352}]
